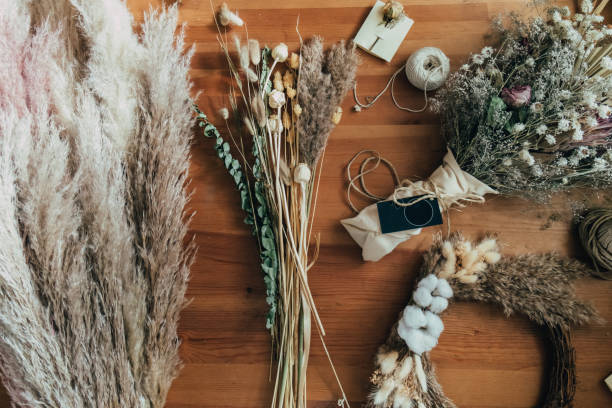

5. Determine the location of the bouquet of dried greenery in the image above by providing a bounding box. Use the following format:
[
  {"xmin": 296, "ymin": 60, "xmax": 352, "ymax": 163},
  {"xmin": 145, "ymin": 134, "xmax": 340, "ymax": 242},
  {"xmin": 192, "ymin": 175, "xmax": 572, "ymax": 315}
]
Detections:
[
  {"xmin": 0, "ymin": 1, "xmax": 193, "ymax": 407},
  {"xmin": 196, "ymin": 7, "xmax": 358, "ymax": 407},
  {"xmin": 432, "ymin": 0, "xmax": 612, "ymax": 200}
]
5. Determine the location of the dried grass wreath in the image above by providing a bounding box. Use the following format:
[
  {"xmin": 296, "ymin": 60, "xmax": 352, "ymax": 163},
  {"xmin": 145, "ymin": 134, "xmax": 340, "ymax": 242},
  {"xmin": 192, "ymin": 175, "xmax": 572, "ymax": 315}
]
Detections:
[{"xmin": 366, "ymin": 234, "xmax": 600, "ymax": 408}]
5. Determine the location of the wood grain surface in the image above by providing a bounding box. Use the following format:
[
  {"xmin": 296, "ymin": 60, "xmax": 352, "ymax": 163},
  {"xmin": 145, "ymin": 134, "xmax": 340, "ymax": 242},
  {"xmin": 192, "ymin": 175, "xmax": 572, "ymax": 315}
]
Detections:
[{"xmin": 2, "ymin": 1, "xmax": 611, "ymax": 407}]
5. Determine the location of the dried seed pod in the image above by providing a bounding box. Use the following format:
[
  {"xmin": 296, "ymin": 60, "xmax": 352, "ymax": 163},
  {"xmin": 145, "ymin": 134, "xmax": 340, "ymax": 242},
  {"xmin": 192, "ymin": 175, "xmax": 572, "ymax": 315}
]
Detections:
[
  {"xmin": 272, "ymin": 43, "xmax": 289, "ymax": 62},
  {"xmin": 273, "ymin": 71, "xmax": 284, "ymax": 91},
  {"xmin": 286, "ymin": 87, "xmax": 296, "ymax": 99},
  {"xmin": 293, "ymin": 103, "xmax": 302, "ymax": 116},
  {"xmin": 268, "ymin": 90, "xmax": 286, "ymax": 109},
  {"xmin": 248, "ymin": 39, "xmax": 260, "ymax": 65},
  {"xmin": 293, "ymin": 163, "xmax": 312, "ymax": 184},
  {"xmin": 288, "ymin": 52, "xmax": 300, "ymax": 69},
  {"xmin": 282, "ymin": 70, "xmax": 295, "ymax": 88},
  {"xmin": 282, "ymin": 110, "xmax": 291, "ymax": 129}
]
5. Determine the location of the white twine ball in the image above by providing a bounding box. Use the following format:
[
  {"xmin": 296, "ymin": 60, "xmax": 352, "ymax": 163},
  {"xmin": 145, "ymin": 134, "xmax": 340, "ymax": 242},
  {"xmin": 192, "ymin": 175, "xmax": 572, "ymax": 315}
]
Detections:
[{"xmin": 404, "ymin": 47, "xmax": 450, "ymax": 91}]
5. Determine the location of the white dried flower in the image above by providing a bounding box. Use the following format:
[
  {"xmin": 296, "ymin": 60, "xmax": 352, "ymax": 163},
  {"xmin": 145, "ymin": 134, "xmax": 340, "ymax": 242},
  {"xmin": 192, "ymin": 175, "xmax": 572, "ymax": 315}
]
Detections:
[
  {"xmin": 532, "ymin": 165, "xmax": 543, "ymax": 177},
  {"xmin": 583, "ymin": 91, "xmax": 597, "ymax": 108},
  {"xmin": 586, "ymin": 116, "xmax": 598, "ymax": 127},
  {"xmin": 519, "ymin": 149, "xmax": 535, "ymax": 166},
  {"xmin": 481, "ymin": 46, "xmax": 494, "ymax": 57},
  {"xmin": 562, "ymin": 177, "xmax": 569, "ymax": 185},
  {"xmin": 531, "ymin": 102, "xmax": 543, "ymax": 113},
  {"xmin": 569, "ymin": 155, "xmax": 580, "ymax": 166},
  {"xmin": 581, "ymin": 0, "xmax": 593, "ymax": 13},
  {"xmin": 353, "ymin": 105, "xmax": 362, "ymax": 112},
  {"xmin": 268, "ymin": 89, "xmax": 286, "ymax": 109},
  {"xmin": 593, "ymin": 157, "xmax": 607, "ymax": 170},
  {"xmin": 561, "ymin": 6, "xmax": 570, "ymax": 16},
  {"xmin": 293, "ymin": 163, "xmax": 311, "ymax": 184},
  {"xmin": 534, "ymin": 89, "xmax": 545, "ymax": 101},
  {"xmin": 248, "ymin": 39, "xmax": 261, "ymax": 65},
  {"xmin": 558, "ymin": 118, "xmax": 571, "ymax": 131},
  {"xmin": 559, "ymin": 90, "xmax": 572, "ymax": 100},
  {"xmin": 460, "ymin": 64, "xmax": 470, "ymax": 71},
  {"xmin": 267, "ymin": 114, "xmax": 283, "ymax": 134},
  {"xmin": 557, "ymin": 157, "xmax": 568, "ymax": 166},
  {"xmin": 512, "ymin": 123, "xmax": 525, "ymax": 133},
  {"xmin": 602, "ymin": 56, "xmax": 612, "ymax": 71},
  {"xmin": 551, "ymin": 10, "xmax": 562, "ymax": 23},
  {"xmin": 502, "ymin": 157, "xmax": 512, "ymax": 166},
  {"xmin": 598, "ymin": 104, "xmax": 610, "ymax": 118},
  {"xmin": 243, "ymin": 67, "xmax": 258, "ymax": 82},
  {"xmin": 525, "ymin": 57, "xmax": 535, "ymax": 67},
  {"xmin": 536, "ymin": 124, "xmax": 548, "ymax": 135},
  {"xmin": 545, "ymin": 134, "xmax": 556, "ymax": 145},
  {"xmin": 218, "ymin": 107, "xmax": 229, "ymax": 120},
  {"xmin": 603, "ymin": 149, "xmax": 612, "ymax": 162},
  {"xmin": 472, "ymin": 54, "xmax": 484, "ymax": 65},
  {"xmin": 572, "ymin": 127, "xmax": 584, "ymax": 141},
  {"xmin": 272, "ymin": 43, "xmax": 289, "ymax": 62},
  {"xmin": 218, "ymin": 3, "xmax": 244, "ymax": 27}
]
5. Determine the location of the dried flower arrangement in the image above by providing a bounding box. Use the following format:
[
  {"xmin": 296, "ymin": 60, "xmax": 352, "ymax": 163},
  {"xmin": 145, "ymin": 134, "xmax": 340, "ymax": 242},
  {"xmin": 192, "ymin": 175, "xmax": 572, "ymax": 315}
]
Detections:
[
  {"xmin": 431, "ymin": 0, "xmax": 612, "ymax": 200},
  {"xmin": 0, "ymin": 1, "xmax": 193, "ymax": 406},
  {"xmin": 366, "ymin": 234, "xmax": 599, "ymax": 408},
  {"xmin": 196, "ymin": 6, "xmax": 358, "ymax": 407}
]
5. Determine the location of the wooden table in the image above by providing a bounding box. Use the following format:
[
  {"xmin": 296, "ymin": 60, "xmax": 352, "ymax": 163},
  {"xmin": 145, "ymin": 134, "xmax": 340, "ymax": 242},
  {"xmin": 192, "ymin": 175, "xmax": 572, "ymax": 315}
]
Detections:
[{"xmin": 2, "ymin": 1, "xmax": 611, "ymax": 407}]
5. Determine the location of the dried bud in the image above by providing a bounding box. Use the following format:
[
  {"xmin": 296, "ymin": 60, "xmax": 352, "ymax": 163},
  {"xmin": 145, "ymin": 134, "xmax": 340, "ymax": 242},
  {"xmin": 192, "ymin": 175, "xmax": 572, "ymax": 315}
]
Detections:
[
  {"xmin": 272, "ymin": 43, "xmax": 289, "ymax": 62},
  {"xmin": 286, "ymin": 87, "xmax": 296, "ymax": 99},
  {"xmin": 501, "ymin": 85, "xmax": 531, "ymax": 108},
  {"xmin": 218, "ymin": 3, "xmax": 244, "ymax": 27},
  {"xmin": 248, "ymin": 39, "xmax": 260, "ymax": 65},
  {"xmin": 239, "ymin": 44, "xmax": 250, "ymax": 69},
  {"xmin": 282, "ymin": 71, "xmax": 295, "ymax": 88},
  {"xmin": 282, "ymin": 110, "xmax": 291, "ymax": 129},
  {"xmin": 218, "ymin": 107, "xmax": 229, "ymax": 120},
  {"xmin": 251, "ymin": 94, "xmax": 267, "ymax": 127},
  {"xmin": 268, "ymin": 114, "xmax": 284, "ymax": 134},
  {"xmin": 288, "ymin": 52, "xmax": 300, "ymax": 69},
  {"xmin": 331, "ymin": 106, "xmax": 343, "ymax": 125},
  {"xmin": 268, "ymin": 89, "xmax": 286, "ymax": 109},
  {"xmin": 273, "ymin": 71, "xmax": 284, "ymax": 91},
  {"xmin": 382, "ymin": 1, "xmax": 404, "ymax": 23},
  {"xmin": 243, "ymin": 67, "xmax": 258, "ymax": 82},
  {"xmin": 293, "ymin": 163, "xmax": 311, "ymax": 184},
  {"xmin": 243, "ymin": 117, "xmax": 256, "ymax": 136},
  {"xmin": 293, "ymin": 103, "xmax": 302, "ymax": 116}
]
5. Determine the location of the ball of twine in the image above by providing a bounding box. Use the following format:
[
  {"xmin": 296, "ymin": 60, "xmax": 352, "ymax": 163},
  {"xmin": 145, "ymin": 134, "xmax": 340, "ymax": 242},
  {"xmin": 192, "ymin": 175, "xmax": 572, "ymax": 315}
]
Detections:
[
  {"xmin": 404, "ymin": 47, "xmax": 450, "ymax": 91},
  {"xmin": 578, "ymin": 207, "xmax": 612, "ymax": 279}
]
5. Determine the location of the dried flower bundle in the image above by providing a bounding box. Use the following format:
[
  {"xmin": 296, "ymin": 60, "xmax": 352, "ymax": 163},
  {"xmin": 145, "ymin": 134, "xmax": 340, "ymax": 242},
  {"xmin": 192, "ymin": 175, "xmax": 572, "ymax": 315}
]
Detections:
[
  {"xmin": 197, "ymin": 5, "xmax": 358, "ymax": 407},
  {"xmin": 367, "ymin": 233, "xmax": 599, "ymax": 408},
  {"xmin": 0, "ymin": 1, "xmax": 193, "ymax": 407},
  {"xmin": 431, "ymin": 0, "xmax": 612, "ymax": 200}
]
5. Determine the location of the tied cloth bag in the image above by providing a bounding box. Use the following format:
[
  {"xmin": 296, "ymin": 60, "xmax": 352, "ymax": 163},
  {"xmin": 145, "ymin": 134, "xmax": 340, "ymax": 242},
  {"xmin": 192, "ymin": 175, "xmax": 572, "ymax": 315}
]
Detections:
[{"xmin": 341, "ymin": 149, "xmax": 497, "ymax": 262}]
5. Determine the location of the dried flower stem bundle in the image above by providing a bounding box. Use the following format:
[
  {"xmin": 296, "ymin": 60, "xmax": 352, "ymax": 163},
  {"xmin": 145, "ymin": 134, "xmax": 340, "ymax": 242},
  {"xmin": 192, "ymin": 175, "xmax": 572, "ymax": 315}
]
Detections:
[
  {"xmin": 0, "ymin": 1, "xmax": 194, "ymax": 407},
  {"xmin": 199, "ymin": 6, "xmax": 357, "ymax": 407},
  {"xmin": 431, "ymin": 0, "xmax": 612, "ymax": 200},
  {"xmin": 367, "ymin": 234, "xmax": 599, "ymax": 408}
]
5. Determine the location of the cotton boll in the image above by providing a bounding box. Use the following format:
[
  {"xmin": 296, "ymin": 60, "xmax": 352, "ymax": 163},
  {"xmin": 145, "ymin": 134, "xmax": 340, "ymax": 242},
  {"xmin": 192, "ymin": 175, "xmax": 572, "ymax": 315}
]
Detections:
[
  {"xmin": 397, "ymin": 356, "xmax": 413, "ymax": 379},
  {"xmin": 377, "ymin": 351, "xmax": 399, "ymax": 375},
  {"xmin": 399, "ymin": 327, "xmax": 437, "ymax": 355},
  {"xmin": 433, "ymin": 278, "xmax": 453, "ymax": 299},
  {"xmin": 417, "ymin": 274, "xmax": 438, "ymax": 292},
  {"xmin": 413, "ymin": 287, "xmax": 433, "ymax": 308},
  {"xmin": 424, "ymin": 311, "xmax": 444, "ymax": 338},
  {"xmin": 402, "ymin": 305, "xmax": 427, "ymax": 328},
  {"xmin": 428, "ymin": 296, "xmax": 448, "ymax": 314}
]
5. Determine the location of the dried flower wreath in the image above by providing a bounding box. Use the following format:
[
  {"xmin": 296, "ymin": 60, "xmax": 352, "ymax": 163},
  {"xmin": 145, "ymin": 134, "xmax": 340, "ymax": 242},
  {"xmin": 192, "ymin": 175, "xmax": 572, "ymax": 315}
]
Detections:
[{"xmin": 366, "ymin": 234, "xmax": 600, "ymax": 408}]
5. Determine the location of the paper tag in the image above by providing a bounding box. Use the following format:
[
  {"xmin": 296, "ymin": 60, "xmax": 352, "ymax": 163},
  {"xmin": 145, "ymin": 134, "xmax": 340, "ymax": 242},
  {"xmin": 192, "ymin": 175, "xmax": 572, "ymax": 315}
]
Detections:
[
  {"xmin": 377, "ymin": 195, "xmax": 443, "ymax": 234},
  {"xmin": 353, "ymin": 0, "xmax": 414, "ymax": 62}
]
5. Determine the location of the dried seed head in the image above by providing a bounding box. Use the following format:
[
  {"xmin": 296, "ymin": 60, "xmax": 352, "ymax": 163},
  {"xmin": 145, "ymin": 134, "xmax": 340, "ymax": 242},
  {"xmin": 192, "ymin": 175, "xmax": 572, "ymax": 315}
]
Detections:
[
  {"xmin": 293, "ymin": 163, "xmax": 311, "ymax": 184},
  {"xmin": 282, "ymin": 110, "xmax": 291, "ymax": 129},
  {"xmin": 219, "ymin": 3, "xmax": 244, "ymax": 27},
  {"xmin": 251, "ymin": 95, "xmax": 267, "ymax": 127},
  {"xmin": 272, "ymin": 43, "xmax": 289, "ymax": 62},
  {"xmin": 268, "ymin": 114, "xmax": 283, "ymax": 133},
  {"xmin": 331, "ymin": 106, "xmax": 343, "ymax": 125},
  {"xmin": 243, "ymin": 117, "xmax": 256, "ymax": 136},
  {"xmin": 282, "ymin": 70, "xmax": 295, "ymax": 88},
  {"xmin": 268, "ymin": 89, "xmax": 286, "ymax": 109},
  {"xmin": 286, "ymin": 87, "xmax": 296, "ymax": 99},
  {"xmin": 248, "ymin": 39, "xmax": 261, "ymax": 65},
  {"xmin": 218, "ymin": 107, "xmax": 229, "ymax": 120},
  {"xmin": 273, "ymin": 71, "xmax": 284, "ymax": 91},
  {"xmin": 243, "ymin": 67, "xmax": 258, "ymax": 82},
  {"xmin": 239, "ymin": 44, "xmax": 250, "ymax": 69},
  {"xmin": 288, "ymin": 52, "xmax": 300, "ymax": 69},
  {"xmin": 293, "ymin": 103, "xmax": 302, "ymax": 116}
]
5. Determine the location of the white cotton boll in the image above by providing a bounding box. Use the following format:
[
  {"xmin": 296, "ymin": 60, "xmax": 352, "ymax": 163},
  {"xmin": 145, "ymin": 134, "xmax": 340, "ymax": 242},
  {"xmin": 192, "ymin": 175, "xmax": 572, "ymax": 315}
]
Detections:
[
  {"xmin": 428, "ymin": 296, "xmax": 448, "ymax": 314},
  {"xmin": 483, "ymin": 250, "xmax": 501, "ymax": 264},
  {"xmin": 402, "ymin": 305, "xmax": 427, "ymax": 328},
  {"xmin": 413, "ymin": 355, "xmax": 428, "ymax": 393},
  {"xmin": 433, "ymin": 279, "xmax": 453, "ymax": 299},
  {"xmin": 377, "ymin": 351, "xmax": 399, "ymax": 375},
  {"xmin": 397, "ymin": 356, "xmax": 413, "ymax": 379},
  {"xmin": 413, "ymin": 287, "xmax": 433, "ymax": 308},
  {"xmin": 424, "ymin": 311, "xmax": 444, "ymax": 338},
  {"xmin": 417, "ymin": 274, "xmax": 438, "ymax": 292},
  {"xmin": 400, "ymin": 327, "xmax": 437, "ymax": 355}
]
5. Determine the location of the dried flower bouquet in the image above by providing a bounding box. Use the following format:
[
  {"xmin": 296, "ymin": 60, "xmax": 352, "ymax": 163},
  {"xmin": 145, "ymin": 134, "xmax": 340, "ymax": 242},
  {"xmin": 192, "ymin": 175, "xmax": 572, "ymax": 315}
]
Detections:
[
  {"xmin": 0, "ymin": 1, "xmax": 193, "ymax": 407},
  {"xmin": 432, "ymin": 0, "xmax": 612, "ymax": 200},
  {"xmin": 197, "ymin": 8, "xmax": 358, "ymax": 407}
]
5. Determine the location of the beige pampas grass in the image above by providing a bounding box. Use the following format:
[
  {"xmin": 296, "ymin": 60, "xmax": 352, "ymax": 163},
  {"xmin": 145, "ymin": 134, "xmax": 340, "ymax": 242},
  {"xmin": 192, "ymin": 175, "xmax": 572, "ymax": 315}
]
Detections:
[{"xmin": 0, "ymin": 1, "xmax": 194, "ymax": 407}]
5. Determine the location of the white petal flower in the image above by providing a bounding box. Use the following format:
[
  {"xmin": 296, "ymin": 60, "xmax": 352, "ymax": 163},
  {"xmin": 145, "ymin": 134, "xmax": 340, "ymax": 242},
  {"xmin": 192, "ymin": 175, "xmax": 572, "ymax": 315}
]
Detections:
[
  {"xmin": 481, "ymin": 46, "xmax": 494, "ymax": 57},
  {"xmin": 572, "ymin": 127, "xmax": 584, "ymax": 141},
  {"xmin": 472, "ymin": 54, "xmax": 484, "ymax": 65},
  {"xmin": 557, "ymin": 157, "xmax": 568, "ymax": 167},
  {"xmin": 519, "ymin": 149, "xmax": 535, "ymax": 166},
  {"xmin": 558, "ymin": 118, "xmax": 571, "ymax": 131},
  {"xmin": 545, "ymin": 134, "xmax": 556, "ymax": 145},
  {"xmin": 525, "ymin": 57, "xmax": 535, "ymax": 67},
  {"xmin": 512, "ymin": 123, "xmax": 526, "ymax": 133},
  {"xmin": 536, "ymin": 124, "xmax": 548, "ymax": 135}
]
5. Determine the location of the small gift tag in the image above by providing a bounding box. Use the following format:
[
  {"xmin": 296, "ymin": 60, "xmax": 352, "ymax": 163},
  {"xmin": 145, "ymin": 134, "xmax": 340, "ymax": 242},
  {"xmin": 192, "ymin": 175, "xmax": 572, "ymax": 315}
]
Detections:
[
  {"xmin": 353, "ymin": 0, "xmax": 414, "ymax": 62},
  {"xmin": 377, "ymin": 195, "xmax": 442, "ymax": 234}
]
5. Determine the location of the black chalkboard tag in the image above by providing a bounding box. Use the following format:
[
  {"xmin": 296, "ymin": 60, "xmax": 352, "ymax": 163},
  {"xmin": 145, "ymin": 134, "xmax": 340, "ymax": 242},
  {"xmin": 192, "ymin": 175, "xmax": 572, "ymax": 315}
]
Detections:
[{"xmin": 377, "ymin": 195, "xmax": 443, "ymax": 234}]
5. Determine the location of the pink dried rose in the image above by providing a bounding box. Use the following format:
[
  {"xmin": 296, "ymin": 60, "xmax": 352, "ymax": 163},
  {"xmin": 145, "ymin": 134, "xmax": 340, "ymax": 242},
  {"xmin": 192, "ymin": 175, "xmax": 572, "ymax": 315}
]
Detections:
[{"xmin": 501, "ymin": 85, "xmax": 531, "ymax": 108}]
